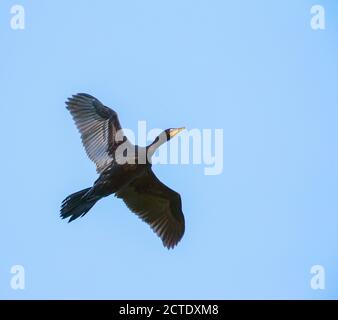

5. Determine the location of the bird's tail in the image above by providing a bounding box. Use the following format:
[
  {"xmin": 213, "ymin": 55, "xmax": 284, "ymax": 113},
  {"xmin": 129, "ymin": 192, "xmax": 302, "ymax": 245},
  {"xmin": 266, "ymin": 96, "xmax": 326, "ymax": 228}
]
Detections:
[{"xmin": 60, "ymin": 188, "xmax": 98, "ymax": 222}]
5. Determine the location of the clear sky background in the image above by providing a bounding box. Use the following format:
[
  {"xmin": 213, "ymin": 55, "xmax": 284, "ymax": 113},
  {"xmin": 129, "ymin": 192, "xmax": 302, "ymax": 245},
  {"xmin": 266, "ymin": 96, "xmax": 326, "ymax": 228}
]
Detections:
[{"xmin": 1, "ymin": 0, "xmax": 338, "ymax": 299}]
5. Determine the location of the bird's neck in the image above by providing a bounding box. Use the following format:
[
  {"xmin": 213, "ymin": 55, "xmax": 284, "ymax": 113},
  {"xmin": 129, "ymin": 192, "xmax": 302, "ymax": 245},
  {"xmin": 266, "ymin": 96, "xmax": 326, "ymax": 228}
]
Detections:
[
  {"xmin": 146, "ymin": 136, "xmax": 167, "ymax": 160},
  {"xmin": 146, "ymin": 143, "xmax": 157, "ymax": 160}
]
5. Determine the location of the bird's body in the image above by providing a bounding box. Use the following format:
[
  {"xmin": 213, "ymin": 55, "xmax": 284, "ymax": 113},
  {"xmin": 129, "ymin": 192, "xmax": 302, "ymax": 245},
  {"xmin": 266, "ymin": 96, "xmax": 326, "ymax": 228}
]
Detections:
[{"xmin": 61, "ymin": 93, "xmax": 185, "ymax": 249}]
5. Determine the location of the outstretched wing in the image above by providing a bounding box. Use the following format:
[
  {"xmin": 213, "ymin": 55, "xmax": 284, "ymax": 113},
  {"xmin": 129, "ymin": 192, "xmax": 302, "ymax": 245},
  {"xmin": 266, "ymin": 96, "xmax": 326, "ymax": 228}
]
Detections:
[
  {"xmin": 115, "ymin": 168, "xmax": 185, "ymax": 249},
  {"xmin": 66, "ymin": 93, "xmax": 128, "ymax": 173}
]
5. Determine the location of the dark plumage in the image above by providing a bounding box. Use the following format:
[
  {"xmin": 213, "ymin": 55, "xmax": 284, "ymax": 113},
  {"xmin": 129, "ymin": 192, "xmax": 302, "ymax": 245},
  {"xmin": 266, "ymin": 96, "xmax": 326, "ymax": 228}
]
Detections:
[{"xmin": 61, "ymin": 93, "xmax": 185, "ymax": 249}]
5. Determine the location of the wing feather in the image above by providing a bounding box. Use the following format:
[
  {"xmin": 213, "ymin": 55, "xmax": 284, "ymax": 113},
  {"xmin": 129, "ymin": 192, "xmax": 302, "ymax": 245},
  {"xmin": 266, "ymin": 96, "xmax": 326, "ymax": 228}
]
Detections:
[
  {"xmin": 115, "ymin": 168, "xmax": 185, "ymax": 249},
  {"xmin": 66, "ymin": 93, "xmax": 128, "ymax": 173}
]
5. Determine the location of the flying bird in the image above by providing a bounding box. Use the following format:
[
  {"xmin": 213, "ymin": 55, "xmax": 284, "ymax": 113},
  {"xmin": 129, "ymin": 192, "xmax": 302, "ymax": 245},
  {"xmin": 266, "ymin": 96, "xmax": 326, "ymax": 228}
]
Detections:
[{"xmin": 61, "ymin": 93, "xmax": 185, "ymax": 249}]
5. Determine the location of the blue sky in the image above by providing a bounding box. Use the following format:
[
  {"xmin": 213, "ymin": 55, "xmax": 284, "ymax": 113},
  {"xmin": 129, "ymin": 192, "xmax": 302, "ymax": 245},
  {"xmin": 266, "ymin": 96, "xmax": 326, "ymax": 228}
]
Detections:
[{"xmin": 1, "ymin": 0, "xmax": 338, "ymax": 299}]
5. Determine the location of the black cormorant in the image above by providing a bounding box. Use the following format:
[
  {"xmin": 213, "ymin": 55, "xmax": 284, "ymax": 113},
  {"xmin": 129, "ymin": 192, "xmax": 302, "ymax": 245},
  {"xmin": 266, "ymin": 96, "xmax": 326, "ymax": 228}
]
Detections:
[{"xmin": 61, "ymin": 93, "xmax": 185, "ymax": 249}]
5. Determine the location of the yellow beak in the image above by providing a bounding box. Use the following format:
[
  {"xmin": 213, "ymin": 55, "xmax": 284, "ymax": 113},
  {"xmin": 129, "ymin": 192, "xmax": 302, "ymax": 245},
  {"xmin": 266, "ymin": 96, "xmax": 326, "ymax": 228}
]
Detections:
[{"xmin": 169, "ymin": 127, "xmax": 185, "ymax": 138}]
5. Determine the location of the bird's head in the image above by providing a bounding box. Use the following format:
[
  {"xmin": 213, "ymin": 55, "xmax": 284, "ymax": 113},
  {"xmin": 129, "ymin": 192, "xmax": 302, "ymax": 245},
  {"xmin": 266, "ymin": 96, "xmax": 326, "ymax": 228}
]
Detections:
[
  {"xmin": 163, "ymin": 127, "xmax": 186, "ymax": 141},
  {"xmin": 156, "ymin": 127, "xmax": 185, "ymax": 144},
  {"xmin": 147, "ymin": 127, "xmax": 185, "ymax": 159}
]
